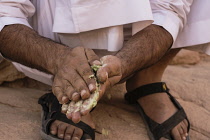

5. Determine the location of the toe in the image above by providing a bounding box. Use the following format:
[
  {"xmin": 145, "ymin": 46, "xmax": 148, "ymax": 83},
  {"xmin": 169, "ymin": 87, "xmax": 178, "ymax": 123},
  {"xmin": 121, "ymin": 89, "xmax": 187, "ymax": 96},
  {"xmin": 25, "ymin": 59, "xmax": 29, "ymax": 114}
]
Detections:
[
  {"xmin": 181, "ymin": 121, "xmax": 188, "ymax": 133},
  {"xmin": 183, "ymin": 119, "xmax": 189, "ymax": 136},
  {"xmin": 64, "ymin": 125, "xmax": 74, "ymax": 140},
  {"xmin": 177, "ymin": 123, "xmax": 186, "ymax": 140},
  {"xmin": 72, "ymin": 127, "xmax": 83, "ymax": 140},
  {"xmin": 57, "ymin": 123, "xmax": 68, "ymax": 139},
  {"xmin": 50, "ymin": 121, "xmax": 59, "ymax": 135},
  {"xmin": 171, "ymin": 127, "xmax": 182, "ymax": 140}
]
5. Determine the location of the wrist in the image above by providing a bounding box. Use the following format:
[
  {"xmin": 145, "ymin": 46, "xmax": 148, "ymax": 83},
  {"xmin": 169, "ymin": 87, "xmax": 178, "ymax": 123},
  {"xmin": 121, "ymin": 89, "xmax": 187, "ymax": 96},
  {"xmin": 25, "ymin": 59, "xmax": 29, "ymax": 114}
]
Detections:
[
  {"xmin": 46, "ymin": 44, "xmax": 71, "ymax": 75},
  {"xmin": 115, "ymin": 54, "xmax": 127, "ymax": 79}
]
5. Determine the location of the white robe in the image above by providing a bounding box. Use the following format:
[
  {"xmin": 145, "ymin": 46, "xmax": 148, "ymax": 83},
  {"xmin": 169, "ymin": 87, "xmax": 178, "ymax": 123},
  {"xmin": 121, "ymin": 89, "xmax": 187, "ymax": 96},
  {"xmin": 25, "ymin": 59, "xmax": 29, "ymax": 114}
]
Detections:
[
  {"xmin": 173, "ymin": 0, "xmax": 210, "ymax": 54},
  {"xmin": 1, "ymin": 0, "xmax": 208, "ymax": 85}
]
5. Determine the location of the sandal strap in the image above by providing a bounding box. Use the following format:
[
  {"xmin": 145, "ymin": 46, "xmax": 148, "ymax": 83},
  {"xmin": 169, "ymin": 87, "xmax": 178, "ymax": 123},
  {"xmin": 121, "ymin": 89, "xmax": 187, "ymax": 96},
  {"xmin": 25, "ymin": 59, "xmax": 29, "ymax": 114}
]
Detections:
[
  {"xmin": 53, "ymin": 112, "xmax": 95, "ymax": 140},
  {"xmin": 38, "ymin": 93, "xmax": 95, "ymax": 140},
  {"xmin": 125, "ymin": 82, "xmax": 191, "ymax": 139},
  {"xmin": 152, "ymin": 108, "xmax": 187, "ymax": 139},
  {"xmin": 125, "ymin": 82, "xmax": 169, "ymax": 104}
]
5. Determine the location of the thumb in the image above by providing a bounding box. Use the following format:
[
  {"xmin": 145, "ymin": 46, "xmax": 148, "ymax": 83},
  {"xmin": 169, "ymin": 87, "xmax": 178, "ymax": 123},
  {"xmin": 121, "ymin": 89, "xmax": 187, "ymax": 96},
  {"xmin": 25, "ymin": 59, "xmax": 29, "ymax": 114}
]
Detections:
[{"xmin": 97, "ymin": 55, "xmax": 122, "ymax": 83}]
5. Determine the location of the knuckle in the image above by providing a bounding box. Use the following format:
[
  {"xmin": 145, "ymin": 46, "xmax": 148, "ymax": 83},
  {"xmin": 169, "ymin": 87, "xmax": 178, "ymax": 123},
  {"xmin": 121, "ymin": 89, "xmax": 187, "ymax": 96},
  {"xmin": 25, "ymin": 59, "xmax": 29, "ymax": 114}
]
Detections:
[
  {"xmin": 58, "ymin": 124, "xmax": 66, "ymax": 130},
  {"xmin": 73, "ymin": 133, "xmax": 81, "ymax": 138},
  {"xmin": 71, "ymin": 75, "xmax": 79, "ymax": 83},
  {"xmin": 78, "ymin": 85, "xmax": 86, "ymax": 92},
  {"xmin": 81, "ymin": 68, "xmax": 92, "ymax": 76}
]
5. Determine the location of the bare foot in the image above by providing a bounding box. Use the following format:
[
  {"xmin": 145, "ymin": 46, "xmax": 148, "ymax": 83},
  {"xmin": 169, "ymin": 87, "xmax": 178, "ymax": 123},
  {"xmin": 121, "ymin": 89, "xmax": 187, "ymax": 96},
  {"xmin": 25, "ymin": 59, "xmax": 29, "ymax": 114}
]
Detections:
[
  {"xmin": 137, "ymin": 92, "xmax": 189, "ymax": 140},
  {"xmin": 50, "ymin": 113, "xmax": 95, "ymax": 140}
]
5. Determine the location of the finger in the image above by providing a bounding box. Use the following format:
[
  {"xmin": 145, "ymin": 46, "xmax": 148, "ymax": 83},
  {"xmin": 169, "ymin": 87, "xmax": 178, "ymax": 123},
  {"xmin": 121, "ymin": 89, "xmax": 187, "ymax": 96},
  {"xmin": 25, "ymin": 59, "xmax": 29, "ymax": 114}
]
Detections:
[
  {"xmin": 97, "ymin": 55, "xmax": 122, "ymax": 83},
  {"xmin": 72, "ymin": 111, "xmax": 82, "ymax": 123},
  {"xmin": 96, "ymin": 67, "xmax": 108, "ymax": 83},
  {"xmin": 66, "ymin": 101, "xmax": 76, "ymax": 119},
  {"xmin": 92, "ymin": 60, "xmax": 102, "ymax": 66},
  {"xmin": 71, "ymin": 100, "xmax": 83, "ymax": 123},
  {"xmin": 52, "ymin": 75, "xmax": 69, "ymax": 104},
  {"xmin": 68, "ymin": 70, "xmax": 91, "ymax": 101},
  {"xmin": 85, "ymin": 48, "xmax": 100, "ymax": 64},
  {"xmin": 76, "ymin": 62, "xmax": 96, "ymax": 99},
  {"xmin": 72, "ymin": 92, "xmax": 81, "ymax": 101},
  {"xmin": 80, "ymin": 82, "xmax": 109, "ymax": 116},
  {"xmin": 65, "ymin": 83, "xmax": 75, "ymax": 100},
  {"xmin": 105, "ymin": 75, "xmax": 122, "ymax": 86},
  {"xmin": 52, "ymin": 85, "xmax": 68, "ymax": 104}
]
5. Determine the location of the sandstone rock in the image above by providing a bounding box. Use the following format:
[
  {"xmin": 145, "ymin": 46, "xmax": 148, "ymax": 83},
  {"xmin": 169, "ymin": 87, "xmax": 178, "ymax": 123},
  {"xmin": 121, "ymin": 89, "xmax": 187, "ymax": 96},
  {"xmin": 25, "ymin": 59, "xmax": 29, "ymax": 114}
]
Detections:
[
  {"xmin": 1, "ymin": 77, "xmax": 51, "ymax": 91},
  {"xmin": 0, "ymin": 59, "xmax": 25, "ymax": 85},
  {"xmin": 170, "ymin": 49, "xmax": 201, "ymax": 65},
  {"xmin": 0, "ymin": 53, "xmax": 210, "ymax": 140},
  {"xmin": 0, "ymin": 59, "xmax": 50, "ymax": 90}
]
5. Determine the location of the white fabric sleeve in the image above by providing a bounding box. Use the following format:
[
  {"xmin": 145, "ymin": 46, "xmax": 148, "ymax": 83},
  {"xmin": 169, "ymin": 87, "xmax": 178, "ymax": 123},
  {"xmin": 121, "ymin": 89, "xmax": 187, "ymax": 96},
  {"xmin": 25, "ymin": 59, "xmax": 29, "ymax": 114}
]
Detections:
[
  {"xmin": 150, "ymin": 0, "xmax": 193, "ymax": 41},
  {"xmin": 0, "ymin": 0, "xmax": 35, "ymax": 31}
]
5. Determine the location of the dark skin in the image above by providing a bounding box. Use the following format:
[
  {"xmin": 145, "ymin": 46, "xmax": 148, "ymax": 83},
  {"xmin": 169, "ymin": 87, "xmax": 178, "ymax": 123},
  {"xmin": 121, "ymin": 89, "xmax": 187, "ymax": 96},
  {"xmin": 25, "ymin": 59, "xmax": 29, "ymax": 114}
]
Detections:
[
  {"xmin": 78, "ymin": 24, "xmax": 173, "ymax": 121},
  {"xmin": 0, "ymin": 24, "xmax": 100, "ymax": 104},
  {"xmin": 0, "ymin": 24, "xmax": 173, "ymax": 122}
]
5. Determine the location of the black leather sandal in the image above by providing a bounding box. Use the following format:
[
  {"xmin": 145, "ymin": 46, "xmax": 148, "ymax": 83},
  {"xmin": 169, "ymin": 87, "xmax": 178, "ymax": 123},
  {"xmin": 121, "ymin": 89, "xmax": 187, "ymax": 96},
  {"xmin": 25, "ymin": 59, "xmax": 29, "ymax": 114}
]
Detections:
[
  {"xmin": 38, "ymin": 93, "xmax": 95, "ymax": 140},
  {"xmin": 125, "ymin": 82, "xmax": 190, "ymax": 140}
]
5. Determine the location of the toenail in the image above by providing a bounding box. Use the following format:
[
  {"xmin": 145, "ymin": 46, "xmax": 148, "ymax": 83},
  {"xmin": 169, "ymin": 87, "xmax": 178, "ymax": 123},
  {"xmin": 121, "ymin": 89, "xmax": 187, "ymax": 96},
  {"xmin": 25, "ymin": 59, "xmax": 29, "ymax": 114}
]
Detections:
[
  {"xmin": 59, "ymin": 134, "xmax": 64, "ymax": 138},
  {"xmin": 50, "ymin": 131, "xmax": 56, "ymax": 135},
  {"xmin": 73, "ymin": 137, "xmax": 79, "ymax": 140},
  {"xmin": 65, "ymin": 135, "xmax": 71, "ymax": 139}
]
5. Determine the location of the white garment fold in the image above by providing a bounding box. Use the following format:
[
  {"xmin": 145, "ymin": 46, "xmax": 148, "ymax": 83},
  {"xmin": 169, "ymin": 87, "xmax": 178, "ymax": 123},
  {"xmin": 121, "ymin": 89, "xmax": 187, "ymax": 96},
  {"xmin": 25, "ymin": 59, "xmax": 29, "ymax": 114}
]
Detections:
[
  {"xmin": 0, "ymin": 0, "xmax": 209, "ymax": 85},
  {"xmin": 173, "ymin": 0, "xmax": 210, "ymax": 52}
]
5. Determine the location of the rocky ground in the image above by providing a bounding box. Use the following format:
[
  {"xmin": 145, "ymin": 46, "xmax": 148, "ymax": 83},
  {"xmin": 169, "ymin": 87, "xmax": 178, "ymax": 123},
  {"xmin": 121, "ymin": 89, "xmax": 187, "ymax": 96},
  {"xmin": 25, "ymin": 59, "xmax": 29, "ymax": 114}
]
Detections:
[{"xmin": 0, "ymin": 50, "xmax": 209, "ymax": 140}]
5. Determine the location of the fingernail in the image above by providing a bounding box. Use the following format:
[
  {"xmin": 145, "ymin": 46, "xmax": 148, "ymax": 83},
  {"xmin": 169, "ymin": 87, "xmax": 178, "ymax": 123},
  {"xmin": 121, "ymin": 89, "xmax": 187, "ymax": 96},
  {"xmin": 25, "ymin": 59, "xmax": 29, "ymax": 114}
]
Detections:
[
  {"xmin": 81, "ymin": 90, "xmax": 87, "ymax": 98},
  {"xmin": 66, "ymin": 113, "xmax": 72, "ymax": 119},
  {"xmin": 93, "ymin": 60, "xmax": 101, "ymax": 65},
  {"xmin": 89, "ymin": 84, "xmax": 94, "ymax": 91},
  {"xmin": 183, "ymin": 136, "xmax": 186, "ymax": 140},
  {"xmin": 185, "ymin": 133, "xmax": 188, "ymax": 136},
  {"xmin": 72, "ymin": 92, "xmax": 79, "ymax": 99},
  {"xmin": 62, "ymin": 96, "xmax": 67, "ymax": 102},
  {"xmin": 50, "ymin": 131, "xmax": 56, "ymax": 135}
]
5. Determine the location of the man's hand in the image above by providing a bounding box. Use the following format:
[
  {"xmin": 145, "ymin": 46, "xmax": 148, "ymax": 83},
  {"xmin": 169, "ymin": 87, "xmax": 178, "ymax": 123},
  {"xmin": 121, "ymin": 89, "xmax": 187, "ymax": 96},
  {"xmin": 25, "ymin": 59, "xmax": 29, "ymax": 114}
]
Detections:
[
  {"xmin": 52, "ymin": 47, "xmax": 101, "ymax": 104},
  {"xmin": 61, "ymin": 25, "xmax": 173, "ymax": 123},
  {"xmin": 0, "ymin": 24, "xmax": 100, "ymax": 104},
  {"xmin": 61, "ymin": 55, "xmax": 123, "ymax": 123},
  {"xmin": 80, "ymin": 55, "xmax": 122, "ymax": 114},
  {"xmin": 96, "ymin": 55, "xmax": 122, "ymax": 86}
]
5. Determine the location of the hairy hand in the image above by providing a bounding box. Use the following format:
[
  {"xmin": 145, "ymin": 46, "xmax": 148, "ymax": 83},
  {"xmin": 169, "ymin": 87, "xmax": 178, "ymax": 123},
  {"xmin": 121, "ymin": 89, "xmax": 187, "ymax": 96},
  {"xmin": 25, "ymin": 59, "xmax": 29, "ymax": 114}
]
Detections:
[
  {"xmin": 52, "ymin": 47, "xmax": 101, "ymax": 104},
  {"xmin": 61, "ymin": 55, "xmax": 123, "ymax": 123}
]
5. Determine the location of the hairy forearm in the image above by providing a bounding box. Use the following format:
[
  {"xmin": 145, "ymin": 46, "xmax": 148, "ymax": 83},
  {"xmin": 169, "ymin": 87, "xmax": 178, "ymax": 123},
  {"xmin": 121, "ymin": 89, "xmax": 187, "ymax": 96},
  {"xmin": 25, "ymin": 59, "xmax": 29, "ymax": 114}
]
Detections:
[
  {"xmin": 0, "ymin": 24, "xmax": 69, "ymax": 74},
  {"xmin": 116, "ymin": 24, "xmax": 173, "ymax": 79}
]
